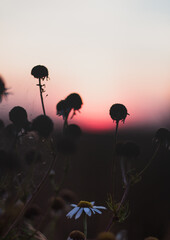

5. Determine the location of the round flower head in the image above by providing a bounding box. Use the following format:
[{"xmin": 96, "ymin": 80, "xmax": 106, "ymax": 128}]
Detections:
[
  {"xmin": 31, "ymin": 115, "xmax": 54, "ymax": 138},
  {"xmin": 9, "ymin": 106, "xmax": 29, "ymax": 131},
  {"xmin": 66, "ymin": 93, "xmax": 83, "ymax": 111},
  {"xmin": 50, "ymin": 196, "xmax": 65, "ymax": 212},
  {"xmin": 66, "ymin": 201, "xmax": 106, "ymax": 219},
  {"xmin": 0, "ymin": 76, "xmax": 9, "ymax": 102},
  {"xmin": 24, "ymin": 204, "xmax": 41, "ymax": 220},
  {"xmin": 31, "ymin": 65, "xmax": 49, "ymax": 79},
  {"xmin": 144, "ymin": 237, "xmax": 159, "ymax": 240},
  {"xmin": 68, "ymin": 230, "xmax": 86, "ymax": 240},
  {"xmin": 109, "ymin": 103, "xmax": 129, "ymax": 123},
  {"xmin": 97, "ymin": 231, "xmax": 115, "ymax": 240},
  {"xmin": 64, "ymin": 124, "xmax": 82, "ymax": 140}
]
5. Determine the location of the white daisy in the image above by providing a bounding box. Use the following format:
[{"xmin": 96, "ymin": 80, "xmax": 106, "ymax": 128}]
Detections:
[{"xmin": 66, "ymin": 200, "xmax": 106, "ymax": 219}]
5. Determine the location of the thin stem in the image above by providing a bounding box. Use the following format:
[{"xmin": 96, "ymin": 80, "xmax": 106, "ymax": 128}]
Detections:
[
  {"xmin": 120, "ymin": 158, "xmax": 128, "ymax": 186},
  {"xmin": 137, "ymin": 143, "xmax": 160, "ymax": 178},
  {"xmin": 38, "ymin": 78, "xmax": 46, "ymax": 116},
  {"xmin": 2, "ymin": 142, "xmax": 57, "ymax": 239},
  {"xmin": 83, "ymin": 213, "xmax": 87, "ymax": 238}
]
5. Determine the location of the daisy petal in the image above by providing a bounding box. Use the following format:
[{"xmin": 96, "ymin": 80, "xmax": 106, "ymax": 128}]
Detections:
[
  {"xmin": 84, "ymin": 208, "xmax": 92, "ymax": 216},
  {"xmin": 90, "ymin": 201, "xmax": 95, "ymax": 206},
  {"xmin": 75, "ymin": 208, "xmax": 83, "ymax": 219},
  {"xmin": 93, "ymin": 206, "xmax": 106, "ymax": 209},
  {"xmin": 91, "ymin": 209, "xmax": 96, "ymax": 214},
  {"xmin": 71, "ymin": 204, "xmax": 77, "ymax": 207},
  {"xmin": 93, "ymin": 208, "xmax": 102, "ymax": 214},
  {"xmin": 66, "ymin": 207, "xmax": 80, "ymax": 218}
]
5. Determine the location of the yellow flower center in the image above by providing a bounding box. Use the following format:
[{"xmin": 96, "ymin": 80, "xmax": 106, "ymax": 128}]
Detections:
[{"xmin": 77, "ymin": 201, "xmax": 93, "ymax": 208}]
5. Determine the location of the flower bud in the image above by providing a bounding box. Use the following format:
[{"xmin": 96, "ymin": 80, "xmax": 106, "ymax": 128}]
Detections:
[
  {"xmin": 31, "ymin": 65, "xmax": 48, "ymax": 79},
  {"xmin": 109, "ymin": 104, "xmax": 129, "ymax": 123}
]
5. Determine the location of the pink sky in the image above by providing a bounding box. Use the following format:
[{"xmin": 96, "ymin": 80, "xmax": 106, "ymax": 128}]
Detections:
[{"xmin": 1, "ymin": 1, "xmax": 170, "ymax": 132}]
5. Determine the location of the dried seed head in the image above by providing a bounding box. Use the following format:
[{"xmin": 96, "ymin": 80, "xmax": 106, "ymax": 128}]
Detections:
[
  {"xmin": 31, "ymin": 115, "xmax": 54, "ymax": 138},
  {"xmin": 66, "ymin": 93, "xmax": 83, "ymax": 111},
  {"xmin": 9, "ymin": 106, "xmax": 29, "ymax": 131},
  {"xmin": 31, "ymin": 65, "xmax": 49, "ymax": 79},
  {"xmin": 109, "ymin": 104, "xmax": 129, "ymax": 123},
  {"xmin": 50, "ymin": 196, "xmax": 65, "ymax": 212},
  {"xmin": 97, "ymin": 231, "xmax": 116, "ymax": 240},
  {"xmin": 68, "ymin": 230, "xmax": 86, "ymax": 240}
]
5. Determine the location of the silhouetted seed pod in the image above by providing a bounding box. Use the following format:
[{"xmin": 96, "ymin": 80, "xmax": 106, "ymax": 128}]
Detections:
[
  {"xmin": 153, "ymin": 128, "xmax": 170, "ymax": 148},
  {"xmin": 50, "ymin": 196, "xmax": 65, "ymax": 212},
  {"xmin": 31, "ymin": 115, "xmax": 54, "ymax": 138},
  {"xmin": 65, "ymin": 93, "xmax": 83, "ymax": 111},
  {"xmin": 64, "ymin": 124, "xmax": 82, "ymax": 140},
  {"xmin": 59, "ymin": 189, "xmax": 76, "ymax": 204},
  {"xmin": 96, "ymin": 231, "xmax": 116, "ymax": 240},
  {"xmin": 68, "ymin": 230, "xmax": 86, "ymax": 240},
  {"xmin": 31, "ymin": 65, "xmax": 48, "ymax": 79},
  {"xmin": 56, "ymin": 99, "xmax": 70, "ymax": 118},
  {"xmin": 9, "ymin": 106, "xmax": 29, "ymax": 131},
  {"xmin": 24, "ymin": 204, "xmax": 41, "ymax": 219},
  {"xmin": 109, "ymin": 103, "xmax": 129, "ymax": 123},
  {"xmin": 144, "ymin": 237, "xmax": 159, "ymax": 240},
  {"xmin": 0, "ymin": 77, "xmax": 8, "ymax": 102},
  {"xmin": 57, "ymin": 137, "xmax": 76, "ymax": 155}
]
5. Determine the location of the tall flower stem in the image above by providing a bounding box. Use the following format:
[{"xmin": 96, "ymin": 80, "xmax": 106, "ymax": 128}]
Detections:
[
  {"xmin": 2, "ymin": 140, "xmax": 57, "ymax": 239},
  {"xmin": 83, "ymin": 213, "xmax": 87, "ymax": 238},
  {"xmin": 38, "ymin": 78, "xmax": 46, "ymax": 116}
]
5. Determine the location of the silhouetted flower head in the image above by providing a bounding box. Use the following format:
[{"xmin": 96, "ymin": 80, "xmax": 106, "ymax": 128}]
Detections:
[
  {"xmin": 50, "ymin": 196, "xmax": 65, "ymax": 212},
  {"xmin": 68, "ymin": 230, "xmax": 86, "ymax": 240},
  {"xmin": 24, "ymin": 204, "xmax": 41, "ymax": 219},
  {"xmin": 97, "ymin": 231, "xmax": 115, "ymax": 240},
  {"xmin": 56, "ymin": 100, "xmax": 70, "ymax": 119},
  {"xmin": 153, "ymin": 128, "xmax": 170, "ymax": 149},
  {"xmin": 64, "ymin": 124, "xmax": 82, "ymax": 140},
  {"xmin": 57, "ymin": 137, "xmax": 76, "ymax": 155},
  {"xmin": 31, "ymin": 65, "xmax": 49, "ymax": 79},
  {"xmin": 116, "ymin": 141, "xmax": 140, "ymax": 159},
  {"xmin": 144, "ymin": 237, "xmax": 159, "ymax": 240},
  {"xmin": 0, "ymin": 76, "xmax": 9, "ymax": 102},
  {"xmin": 109, "ymin": 104, "xmax": 129, "ymax": 123},
  {"xmin": 9, "ymin": 106, "xmax": 29, "ymax": 131},
  {"xmin": 66, "ymin": 201, "xmax": 106, "ymax": 219},
  {"xmin": 66, "ymin": 93, "xmax": 83, "ymax": 111},
  {"xmin": 57, "ymin": 93, "xmax": 83, "ymax": 120},
  {"xmin": 31, "ymin": 115, "xmax": 54, "ymax": 138}
]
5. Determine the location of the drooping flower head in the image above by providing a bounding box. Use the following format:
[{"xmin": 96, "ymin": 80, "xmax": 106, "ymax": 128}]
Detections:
[
  {"xmin": 50, "ymin": 196, "xmax": 65, "ymax": 212},
  {"xmin": 56, "ymin": 100, "xmax": 70, "ymax": 120},
  {"xmin": 109, "ymin": 103, "xmax": 129, "ymax": 124},
  {"xmin": 96, "ymin": 231, "xmax": 116, "ymax": 240},
  {"xmin": 67, "ymin": 230, "xmax": 86, "ymax": 240},
  {"xmin": 153, "ymin": 128, "xmax": 170, "ymax": 149},
  {"xmin": 66, "ymin": 201, "xmax": 106, "ymax": 219},
  {"xmin": 31, "ymin": 115, "xmax": 54, "ymax": 138},
  {"xmin": 31, "ymin": 65, "xmax": 49, "ymax": 80},
  {"xmin": 56, "ymin": 93, "xmax": 83, "ymax": 120},
  {"xmin": 0, "ymin": 76, "xmax": 9, "ymax": 102}
]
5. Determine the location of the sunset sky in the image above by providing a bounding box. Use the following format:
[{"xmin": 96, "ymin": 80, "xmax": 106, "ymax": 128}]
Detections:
[{"xmin": 1, "ymin": 0, "xmax": 170, "ymax": 132}]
